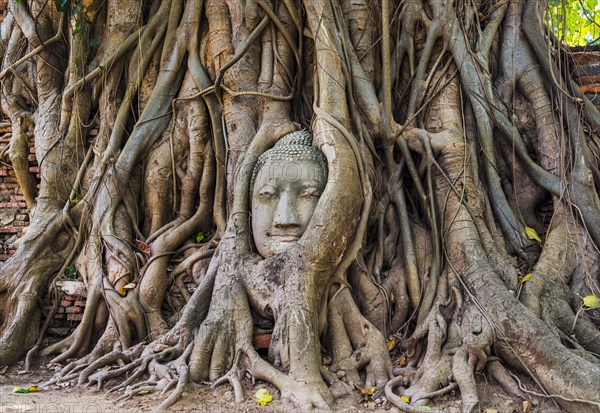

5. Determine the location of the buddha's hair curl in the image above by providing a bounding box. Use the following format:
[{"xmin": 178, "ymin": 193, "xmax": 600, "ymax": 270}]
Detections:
[{"xmin": 250, "ymin": 130, "xmax": 327, "ymax": 189}]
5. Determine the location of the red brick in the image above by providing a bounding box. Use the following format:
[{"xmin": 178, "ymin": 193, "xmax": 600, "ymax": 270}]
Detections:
[
  {"xmin": 28, "ymin": 166, "xmax": 39, "ymax": 173},
  {"xmin": 67, "ymin": 313, "xmax": 83, "ymax": 321},
  {"xmin": 0, "ymin": 227, "xmax": 21, "ymax": 233},
  {"xmin": 0, "ymin": 254, "xmax": 10, "ymax": 260},
  {"xmin": 74, "ymin": 300, "xmax": 86, "ymax": 307},
  {"xmin": 59, "ymin": 300, "xmax": 71, "ymax": 307},
  {"xmin": 63, "ymin": 295, "xmax": 77, "ymax": 300},
  {"xmin": 11, "ymin": 195, "xmax": 25, "ymax": 201},
  {"xmin": 3, "ymin": 177, "xmax": 17, "ymax": 183},
  {"xmin": 28, "ymin": 154, "xmax": 36, "ymax": 162},
  {"xmin": 253, "ymin": 334, "xmax": 272, "ymax": 350},
  {"xmin": 65, "ymin": 306, "xmax": 81, "ymax": 314},
  {"xmin": 0, "ymin": 169, "xmax": 7, "ymax": 177},
  {"xmin": 8, "ymin": 249, "xmax": 16, "ymax": 255}
]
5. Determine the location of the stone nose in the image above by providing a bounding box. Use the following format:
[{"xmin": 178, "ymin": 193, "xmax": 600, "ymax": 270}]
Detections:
[{"xmin": 273, "ymin": 190, "xmax": 301, "ymax": 228}]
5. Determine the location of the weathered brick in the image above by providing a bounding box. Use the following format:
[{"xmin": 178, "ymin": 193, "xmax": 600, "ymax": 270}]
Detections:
[
  {"xmin": 0, "ymin": 254, "xmax": 10, "ymax": 260},
  {"xmin": 67, "ymin": 313, "xmax": 83, "ymax": 321},
  {"xmin": 65, "ymin": 306, "xmax": 81, "ymax": 314},
  {"xmin": 253, "ymin": 334, "xmax": 272, "ymax": 350},
  {"xmin": 59, "ymin": 300, "xmax": 71, "ymax": 307},
  {"xmin": 54, "ymin": 313, "xmax": 66, "ymax": 319},
  {"xmin": 74, "ymin": 300, "xmax": 86, "ymax": 307},
  {"xmin": 1, "ymin": 227, "xmax": 21, "ymax": 233},
  {"xmin": 56, "ymin": 307, "xmax": 65, "ymax": 314},
  {"xmin": 28, "ymin": 166, "xmax": 39, "ymax": 173}
]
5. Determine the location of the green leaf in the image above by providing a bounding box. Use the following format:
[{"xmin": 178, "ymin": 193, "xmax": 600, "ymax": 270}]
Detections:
[
  {"xmin": 195, "ymin": 232, "xmax": 205, "ymax": 243},
  {"xmin": 89, "ymin": 38, "xmax": 100, "ymax": 47},
  {"xmin": 524, "ymin": 226, "xmax": 542, "ymax": 243},
  {"xmin": 99, "ymin": 65, "xmax": 107, "ymax": 72},
  {"xmin": 65, "ymin": 265, "xmax": 77, "ymax": 279},
  {"xmin": 582, "ymin": 295, "xmax": 600, "ymax": 309}
]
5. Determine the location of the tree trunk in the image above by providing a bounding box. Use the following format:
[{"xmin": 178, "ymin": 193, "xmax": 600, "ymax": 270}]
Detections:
[{"xmin": 1, "ymin": 0, "xmax": 599, "ymax": 412}]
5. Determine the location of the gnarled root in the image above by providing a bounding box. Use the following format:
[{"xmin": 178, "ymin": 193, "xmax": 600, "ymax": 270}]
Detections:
[{"xmin": 327, "ymin": 287, "xmax": 393, "ymax": 389}]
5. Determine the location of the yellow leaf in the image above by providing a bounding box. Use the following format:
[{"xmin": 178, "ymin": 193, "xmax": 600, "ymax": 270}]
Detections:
[
  {"xmin": 387, "ymin": 339, "xmax": 397, "ymax": 351},
  {"xmin": 401, "ymin": 395, "xmax": 410, "ymax": 403},
  {"xmin": 27, "ymin": 386, "xmax": 38, "ymax": 393},
  {"xmin": 582, "ymin": 295, "xmax": 600, "ymax": 309},
  {"xmin": 520, "ymin": 273, "xmax": 533, "ymax": 284},
  {"xmin": 254, "ymin": 388, "xmax": 273, "ymax": 406},
  {"xmin": 361, "ymin": 386, "xmax": 376, "ymax": 396},
  {"xmin": 118, "ymin": 287, "xmax": 127, "ymax": 297},
  {"xmin": 524, "ymin": 226, "xmax": 542, "ymax": 243}
]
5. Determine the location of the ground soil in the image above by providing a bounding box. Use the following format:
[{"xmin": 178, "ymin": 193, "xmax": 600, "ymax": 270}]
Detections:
[{"xmin": 0, "ymin": 351, "xmax": 565, "ymax": 413}]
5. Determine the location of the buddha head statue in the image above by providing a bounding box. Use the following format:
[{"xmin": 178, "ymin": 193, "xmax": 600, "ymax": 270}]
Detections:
[{"xmin": 250, "ymin": 130, "xmax": 328, "ymax": 258}]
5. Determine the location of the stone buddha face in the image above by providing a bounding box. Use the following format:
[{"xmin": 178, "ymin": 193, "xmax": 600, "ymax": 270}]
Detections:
[{"xmin": 251, "ymin": 131, "xmax": 327, "ymax": 258}]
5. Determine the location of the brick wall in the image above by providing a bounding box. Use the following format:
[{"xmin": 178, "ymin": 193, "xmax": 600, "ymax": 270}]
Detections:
[{"xmin": 0, "ymin": 121, "xmax": 38, "ymax": 260}]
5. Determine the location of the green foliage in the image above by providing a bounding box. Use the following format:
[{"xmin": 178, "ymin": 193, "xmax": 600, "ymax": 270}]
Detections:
[
  {"xmin": 547, "ymin": 0, "xmax": 600, "ymax": 46},
  {"xmin": 195, "ymin": 232, "xmax": 205, "ymax": 243},
  {"xmin": 65, "ymin": 265, "xmax": 77, "ymax": 279}
]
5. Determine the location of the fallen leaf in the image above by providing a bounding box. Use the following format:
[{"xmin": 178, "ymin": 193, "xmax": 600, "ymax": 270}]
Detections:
[
  {"xmin": 12, "ymin": 386, "xmax": 38, "ymax": 394},
  {"xmin": 523, "ymin": 400, "xmax": 533, "ymax": 413},
  {"xmin": 401, "ymin": 395, "xmax": 410, "ymax": 403},
  {"xmin": 520, "ymin": 273, "xmax": 533, "ymax": 284},
  {"xmin": 387, "ymin": 339, "xmax": 397, "ymax": 351},
  {"xmin": 582, "ymin": 295, "xmax": 599, "ymax": 309},
  {"xmin": 524, "ymin": 226, "xmax": 542, "ymax": 243},
  {"xmin": 361, "ymin": 386, "xmax": 376, "ymax": 396},
  {"xmin": 255, "ymin": 388, "xmax": 273, "ymax": 406},
  {"xmin": 117, "ymin": 287, "xmax": 127, "ymax": 297}
]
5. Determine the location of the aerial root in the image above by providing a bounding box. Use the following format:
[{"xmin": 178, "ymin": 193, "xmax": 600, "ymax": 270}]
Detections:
[{"xmin": 212, "ymin": 352, "xmax": 246, "ymax": 404}]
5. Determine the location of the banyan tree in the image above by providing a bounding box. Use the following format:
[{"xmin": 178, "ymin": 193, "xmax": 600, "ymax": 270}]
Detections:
[{"xmin": 1, "ymin": 0, "xmax": 599, "ymax": 411}]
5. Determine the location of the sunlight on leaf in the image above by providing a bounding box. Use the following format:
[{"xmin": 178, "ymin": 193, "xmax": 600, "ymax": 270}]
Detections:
[
  {"xmin": 582, "ymin": 295, "xmax": 599, "ymax": 309},
  {"xmin": 118, "ymin": 287, "xmax": 127, "ymax": 297},
  {"xmin": 387, "ymin": 338, "xmax": 397, "ymax": 351},
  {"xmin": 401, "ymin": 395, "xmax": 410, "ymax": 403},
  {"xmin": 254, "ymin": 388, "xmax": 273, "ymax": 406},
  {"xmin": 195, "ymin": 232, "xmax": 205, "ymax": 243},
  {"xmin": 520, "ymin": 273, "xmax": 534, "ymax": 284},
  {"xmin": 524, "ymin": 226, "xmax": 542, "ymax": 243}
]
